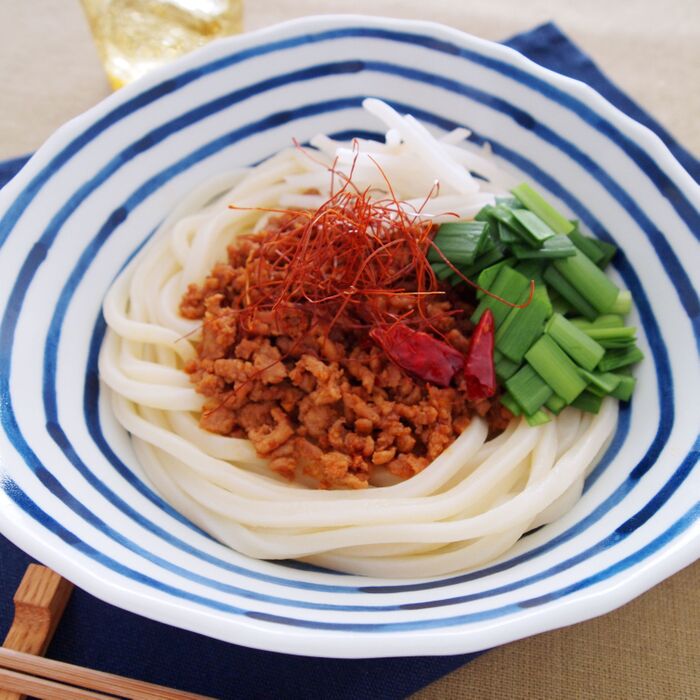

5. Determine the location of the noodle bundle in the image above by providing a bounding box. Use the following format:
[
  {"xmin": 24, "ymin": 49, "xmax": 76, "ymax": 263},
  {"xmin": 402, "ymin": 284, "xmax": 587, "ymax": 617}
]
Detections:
[{"xmin": 100, "ymin": 100, "xmax": 618, "ymax": 578}]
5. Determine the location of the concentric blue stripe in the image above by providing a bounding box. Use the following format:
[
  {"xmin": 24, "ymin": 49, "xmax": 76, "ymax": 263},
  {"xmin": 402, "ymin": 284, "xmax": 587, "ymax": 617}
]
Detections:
[
  {"xmin": 0, "ymin": 23, "xmax": 697, "ymax": 632},
  {"xmin": 4, "ymin": 473, "xmax": 697, "ymax": 630},
  {"xmin": 1, "ymin": 27, "xmax": 696, "ymax": 247},
  {"xmin": 36, "ymin": 88, "xmax": 680, "ymax": 598},
  {"xmin": 37, "ymin": 87, "xmax": 660, "ymax": 586}
]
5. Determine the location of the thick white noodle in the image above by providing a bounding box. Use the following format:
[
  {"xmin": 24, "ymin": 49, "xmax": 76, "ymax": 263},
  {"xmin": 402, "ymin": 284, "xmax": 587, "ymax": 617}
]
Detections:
[{"xmin": 99, "ymin": 99, "xmax": 618, "ymax": 577}]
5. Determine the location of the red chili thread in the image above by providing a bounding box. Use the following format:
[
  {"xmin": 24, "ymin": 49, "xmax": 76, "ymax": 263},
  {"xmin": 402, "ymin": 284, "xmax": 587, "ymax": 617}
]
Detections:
[{"xmin": 198, "ymin": 143, "xmax": 525, "ymax": 412}]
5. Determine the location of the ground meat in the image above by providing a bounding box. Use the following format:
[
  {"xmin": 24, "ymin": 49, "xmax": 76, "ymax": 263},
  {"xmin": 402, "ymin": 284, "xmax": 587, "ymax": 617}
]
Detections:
[{"xmin": 180, "ymin": 220, "xmax": 512, "ymax": 490}]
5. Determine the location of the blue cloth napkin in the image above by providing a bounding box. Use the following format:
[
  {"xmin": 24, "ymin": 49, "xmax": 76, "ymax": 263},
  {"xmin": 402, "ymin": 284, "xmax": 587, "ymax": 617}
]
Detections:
[{"xmin": 1, "ymin": 22, "xmax": 697, "ymax": 700}]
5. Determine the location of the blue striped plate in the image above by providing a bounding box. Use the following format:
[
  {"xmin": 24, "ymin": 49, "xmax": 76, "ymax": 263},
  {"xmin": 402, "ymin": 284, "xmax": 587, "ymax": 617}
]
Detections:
[{"xmin": 0, "ymin": 16, "xmax": 697, "ymax": 657}]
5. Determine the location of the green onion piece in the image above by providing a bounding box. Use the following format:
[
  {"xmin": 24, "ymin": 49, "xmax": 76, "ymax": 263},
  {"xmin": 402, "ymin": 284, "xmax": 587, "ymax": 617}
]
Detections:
[
  {"xmin": 526, "ymin": 409, "xmax": 552, "ymax": 426},
  {"xmin": 585, "ymin": 384, "xmax": 607, "ymax": 398},
  {"xmin": 495, "ymin": 220, "xmax": 521, "ymax": 245},
  {"xmin": 583, "ymin": 326, "xmax": 636, "ymax": 343},
  {"xmin": 592, "ymin": 314, "xmax": 625, "ymax": 328},
  {"xmin": 430, "ymin": 262, "xmax": 453, "ymax": 281},
  {"xmin": 571, "ymin": 390, "xmax": 604, "ymax": 414},
  {"xmin": 496, "ymin": 288, "xmax": 550, "ymax": 362},
  {"xmin": 471, "ymin": 265, "xmax": 530, "ymax": 327},
  {"xmin": 610, "ymin": 374, "xmax": 636, "ymax": 401},
  {"xmin": 495, "ymin": 354, "xmax": 521, "ymax": 382},
  {"xmin": 596, "ymin": 240, "xmax": 618, "ymax": 268},
  {"xmin": 514, "ymin": 259, "xmax": 546, "ymax": 284},
  {"xmin": 578, "ymin": 368, "xmax": 621, "ymax": 394},
  {"xmin": 460, "ymin": 245, "xmax": 508, "ymax": 278},
  {"xmin": 476, "ymin": 259, "xmax": 512, "ymax": 297},
  {"xmin": 552, "ymin": 250, "xmax": 620, "ymax": 313},
  {"xmin": 569, "ymin": 317, "xmax": 592, "ymax": 330},
  {"xmin": 495, "ymin": 195, "xmax": 520, "ymax": 208},
  {"xmin": 505, "ymin": 364, "xmax": 553, "ymax": 415},
  {"xmin": 544, "ymin": 394, "xmax": 567, "ymax": 415},
  {"xmin": 543, "ymin": 265, "xmax": 598, "ymax": 320},
  {"xmin": 511, "ymin": 235, "xmax": 577, "ymax": 260},
  {"xmin": 598, "ymin": 345, "xmax": 645, "ymax": 372},
  {"xmin": 499, "ymin": 392, "xmax": 522, "ymax": 416},
  {"xmin": 489, "ymin": 204, "xmax": 530, "ymax": 234},
  {"xmin": 475, "ymin": 204, "xmax": 495, "ymax": 223},
  {"xmin": 511, "ymin": 183, "xmax": 574, "ymax": 235},
  {"xmin": 568, "ymin": 223, "xmax": 605, "ymax": 264},
  {"xmin": 478, "ymin": 226, "xmax": 497, "ymax": 256},
  {"xmin": 525, "ymin": 335, "xmax": 587, "ymax": 403},
  {"xmin": 428, "ymin": 222, "xmax": 489, "ymax": 266},
  {"xmin": 610, "ymin": 290, "xmax": 632, "ymax": 315},
  {"xmin": 551, "ymin": 295, "xmax": 573, "ymax": 318},
  {"xmin": 511, "ymin": 209, "xmax": 557, "ymax": 247},
  {"xmin": 598, "ymin": 338, "xmax": 638, "ymax": 349},
  {"xmin": 545, "ymin": 313, "xmax": 605, "ymax": 371}
]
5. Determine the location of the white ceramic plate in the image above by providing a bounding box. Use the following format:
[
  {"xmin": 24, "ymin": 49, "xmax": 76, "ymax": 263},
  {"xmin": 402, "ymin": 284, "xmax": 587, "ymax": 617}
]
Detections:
[{"xmin": 0, "ymin": 16, "xmax": 698, "ymax": 658}]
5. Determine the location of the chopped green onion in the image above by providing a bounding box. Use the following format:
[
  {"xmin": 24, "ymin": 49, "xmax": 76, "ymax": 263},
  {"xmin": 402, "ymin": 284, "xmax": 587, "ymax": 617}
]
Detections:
[
  {"xmin": 495, "ymin": 288, "xmax": 550, "ymax": 362},
  {"xmin": 495, "ymin": 220, "xmax": 521, "ymax": 245},
  {"xmin": 583, "ymin": 326, "xmax": 637, "ymax": 344},
  {"xmin": 477, "ymin": 226, "xmax": 497, "ymax": 256},
  {"xmin": 495, "ymin": 195, "xmax": 520, "ymax": 209},
  {"xmin": 545, "ymin": 313, "xmax": 605, "ymax": 371},
  {"xmin": 489, "ymin": 204, "xmax": 532, "ymax": 240},
  {"xmin": 596, "ymin": 240, "xmax": 617, "ymax": 268},
  {"xmin": 552, "ymin": 250, "xmax": 620, "ymax": 313},
  {"xmin": 430, "ymin": 262, "xmax": 453, "ymax": 281},
  {"xmin": 471, "ymin": 265, "xmax": 531, "ymax": 327},
  {"xmin": 429, "ymin": 221, "xmax": 490, "ymax": 266},
  {"xmin": 525, "ymin": 335, "xmax": 587, "ymax": 403},
  {"xmin": 591, "ymin": 314, "xmax": 625, "ymax": 328},
  {"xmin": 511, "ymin": 209, "xmax": 557, "ymax": 247},
  {"xmin": 610, "ymin": 374, "xmax": 636, "ymax": 401},
  {"xmin": 514, "ymin": 259, "xmax": 546, "ymax": 284},
  {"xmin": 499, "ymin": 392, "xmax": 522, "ymax": 416},
  {"xmin": 475, "ymin": 204, "xmax": 495, "ymax": 223},
  {"xmin": 545, "ymin": 394, "xmax": 567, "ymax": 415},
  {"xmin": 598, "ymin": 346, "xmax": 645, "ymax": 372},
  {"xmin": 578, "ymin": 369, "xmax": 621, "ymax": 395},
  {"xmin": 543, "ymin": 265, "xmax": 598, "ymax": 320},
  {"xmin": 610, "ymin": 290, "xmax": 632, "ymax": 315},
  {"xmin": 571, "ymin": 390, "xmax": 604, "ymax": 414},
  {"xmin": 551, "ymin": 294, "xmax": 574, "ymax": 318},
  {"xmin": 526, "ymin": 409, "xmax": 552, "ymax": 426},
  {"xmin": 568, "ymin": 224, "xmax": 605, "ymax": 264},
  {"xmin": 505, "ymin": 364, "xmax": 553, "ymax": 415},
  {"xmin": 511, "ymin": 183, "xmax": 574, "ymax": 235},
  {"xmin": 460, "ymin": 245, "xmax": 508, "ymax": 278},
  {"xmin": 597, "ymin": 338, "xmax": 638, "ymax": 350},
  {"xmin": 569, "ymin": 317, "xmax": 592, "ymax": 330},
  {"xmin": 495, "ymin": 354, "xmax": 521, "ymax": 381},
  {"xmin": 511, "ymin": 235, "xmax": 577, "ymax": 260},
  {"xmin": 476, "ymin": 259, "xmax": 513, "ymax": 297}
]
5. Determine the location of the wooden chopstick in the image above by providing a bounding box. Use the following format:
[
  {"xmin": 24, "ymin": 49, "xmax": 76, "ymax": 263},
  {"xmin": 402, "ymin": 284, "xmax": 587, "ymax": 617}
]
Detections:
[
  {"xmin": 0, "ymin": 665, "xmax": 115, "ymax": 700},
  {"xmin": 0, "ymin": 648, "xmax": 214, "ymax": 700},
  {"xmin": 2, "ymin": 563, "xmax": 75, "ymax": 700},
  {"xmin": 2, "ymin": 565, "xmax": 214, "ymax": 700}
]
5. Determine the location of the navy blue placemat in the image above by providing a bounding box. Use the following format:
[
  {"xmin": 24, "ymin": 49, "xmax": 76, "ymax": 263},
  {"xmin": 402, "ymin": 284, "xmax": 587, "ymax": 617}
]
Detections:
[{"xmin": 1, "ymin": 22, "xmax": 697, "ymax": 700}]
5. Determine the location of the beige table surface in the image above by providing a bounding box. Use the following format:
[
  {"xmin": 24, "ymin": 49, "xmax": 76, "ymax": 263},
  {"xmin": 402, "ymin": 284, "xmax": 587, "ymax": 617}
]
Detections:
[{"xmin": 1, "ymin": 2, "xmax": 698, "ymax": 699}]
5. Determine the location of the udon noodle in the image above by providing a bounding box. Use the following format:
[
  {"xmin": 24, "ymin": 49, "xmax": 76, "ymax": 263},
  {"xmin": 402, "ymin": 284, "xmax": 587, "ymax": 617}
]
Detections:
[{"xmin": 100, "ymin": 99, "xmax": 618, "ymax": 578}]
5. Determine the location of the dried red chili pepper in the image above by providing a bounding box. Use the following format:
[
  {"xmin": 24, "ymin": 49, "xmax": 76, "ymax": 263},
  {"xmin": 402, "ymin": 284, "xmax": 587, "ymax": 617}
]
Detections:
[
  {"xmin": 464, "ymin": 308, "xmax": 496, "ymax": 401},
  {"xmin": 370, "ymin": 323, "xmax": 464, "ymax": 387}
]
